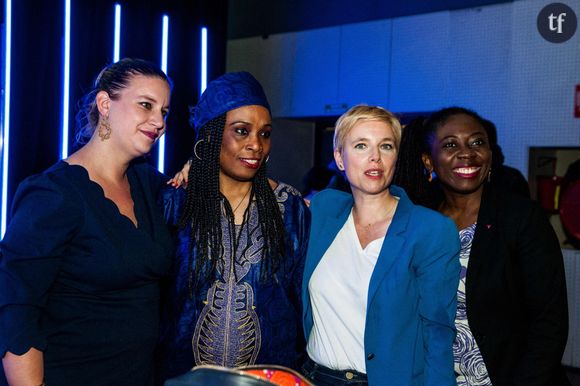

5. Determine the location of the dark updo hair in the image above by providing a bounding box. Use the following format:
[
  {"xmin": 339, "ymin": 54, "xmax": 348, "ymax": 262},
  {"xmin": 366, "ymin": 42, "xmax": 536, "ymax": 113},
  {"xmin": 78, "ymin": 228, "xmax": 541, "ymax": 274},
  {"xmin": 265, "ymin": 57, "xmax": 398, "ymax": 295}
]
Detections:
[
  {"xmin": 75, "ymin": 58, "xmax": 172, "ymax": 145},
  {"xmin": 394, "ymin": 107, "xmax": 489, "ymax": 209}
]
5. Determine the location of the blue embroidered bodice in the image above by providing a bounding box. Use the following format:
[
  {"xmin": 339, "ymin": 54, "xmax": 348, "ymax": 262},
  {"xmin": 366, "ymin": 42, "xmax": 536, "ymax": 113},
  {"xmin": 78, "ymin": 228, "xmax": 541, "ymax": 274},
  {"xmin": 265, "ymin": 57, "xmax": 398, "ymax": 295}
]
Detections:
[{"xmin": 157, "ymin": 182, "xmax": 310, "ymax": 382}]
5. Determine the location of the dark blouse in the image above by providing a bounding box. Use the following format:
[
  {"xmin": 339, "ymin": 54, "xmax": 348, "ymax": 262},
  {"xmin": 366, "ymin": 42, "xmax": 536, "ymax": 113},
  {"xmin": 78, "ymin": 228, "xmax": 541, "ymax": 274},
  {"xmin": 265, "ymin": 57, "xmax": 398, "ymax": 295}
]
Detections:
[
  {"xmin": 157, "ymin": 182, "xmax": 310, "ymax": 382},
  {"xmin": 0, "ymin": 160, "xmax": 174, "ymax": 386}
]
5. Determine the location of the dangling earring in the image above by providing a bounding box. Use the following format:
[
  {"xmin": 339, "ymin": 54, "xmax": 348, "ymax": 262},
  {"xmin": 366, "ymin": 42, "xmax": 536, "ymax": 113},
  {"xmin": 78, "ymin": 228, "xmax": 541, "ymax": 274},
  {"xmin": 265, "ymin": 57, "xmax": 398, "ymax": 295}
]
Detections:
[
  {"xmin": 193, "ymin": 139, "xmax": 204, "ymax": 160},
  {"xmin": 265, "ymin": 155, "xmax": 270, "ymax": 163},
  {"xmin": 425, "ymin": 168, "xmax": 433, "ymax": 183},
  {"xmin": 487, "ymin": 169, "xmax": 492, "ymax": 183},
  {"xmin": 98, "ymin": 116, "xmax": 111, "ymax": 141}
]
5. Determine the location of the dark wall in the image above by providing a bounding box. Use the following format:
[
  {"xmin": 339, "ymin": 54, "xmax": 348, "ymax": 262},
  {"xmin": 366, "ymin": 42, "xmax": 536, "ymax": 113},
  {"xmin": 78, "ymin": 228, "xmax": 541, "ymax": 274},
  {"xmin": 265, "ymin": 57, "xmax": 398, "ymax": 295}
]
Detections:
[
  {"xmin": 4, "ymin": 0, "xmax": 227, "ymax": 221},
  {"xmin": 8, "ymin": 0, "xmax": 63, "ymax": 211},
  {"xmin": 228, "ymin": 0, "xmax": 512, "ymax": 38}
]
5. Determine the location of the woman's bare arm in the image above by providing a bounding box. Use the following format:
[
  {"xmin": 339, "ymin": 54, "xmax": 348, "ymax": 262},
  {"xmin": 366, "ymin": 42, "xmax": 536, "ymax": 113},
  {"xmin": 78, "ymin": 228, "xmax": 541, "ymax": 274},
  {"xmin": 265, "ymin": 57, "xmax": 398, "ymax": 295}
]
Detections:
[{"xmin": 2, "ymin": 348, "xmax": 44, "ymax": 386}]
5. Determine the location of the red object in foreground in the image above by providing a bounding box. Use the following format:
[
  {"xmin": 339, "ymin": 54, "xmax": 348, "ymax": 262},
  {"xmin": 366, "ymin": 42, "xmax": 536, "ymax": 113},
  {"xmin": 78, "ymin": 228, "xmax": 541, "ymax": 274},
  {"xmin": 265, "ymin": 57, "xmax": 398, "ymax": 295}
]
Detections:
[
  {"xmin": 163, "ymin": 364, "xmax": 314, "ymax": 386},
  {"xmin": 242, "ymin": 365, "xmax": 313, "ymax": 386}
]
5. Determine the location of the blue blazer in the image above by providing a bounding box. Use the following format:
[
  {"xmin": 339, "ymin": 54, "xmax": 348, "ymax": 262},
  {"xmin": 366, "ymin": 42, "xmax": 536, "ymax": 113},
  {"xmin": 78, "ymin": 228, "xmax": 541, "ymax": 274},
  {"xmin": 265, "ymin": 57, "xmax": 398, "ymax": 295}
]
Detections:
[{"xmin": 302, "ymin": 186, "xmax": 460, "ymax": 386}]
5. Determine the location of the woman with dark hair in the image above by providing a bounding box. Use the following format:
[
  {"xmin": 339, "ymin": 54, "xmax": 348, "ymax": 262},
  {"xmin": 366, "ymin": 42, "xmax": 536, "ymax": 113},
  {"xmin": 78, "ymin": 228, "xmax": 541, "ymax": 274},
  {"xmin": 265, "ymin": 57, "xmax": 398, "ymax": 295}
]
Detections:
[
  {"xmin": 157, "ymin": 72, "xmax": 310, "ymax": 381},
  {"xmin": 0, "ymin": 58, "xmax": 174, "ymax": 386},
  {"xmin": 394, "ymin": 107, "xmax": 569, "ymax": 386}
]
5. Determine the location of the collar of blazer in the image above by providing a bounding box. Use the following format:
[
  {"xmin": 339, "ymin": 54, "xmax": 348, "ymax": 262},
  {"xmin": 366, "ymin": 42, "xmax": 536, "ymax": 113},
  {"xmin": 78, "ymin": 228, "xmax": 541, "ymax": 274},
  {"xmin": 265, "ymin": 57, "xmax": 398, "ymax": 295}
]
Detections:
[
  {"xmin": 465, "ymin": 183, "xmax": 497, "ymax": 291},
  {"xmin": 306, "ymin": 185, "xmax": 414, "ymax": 306}
]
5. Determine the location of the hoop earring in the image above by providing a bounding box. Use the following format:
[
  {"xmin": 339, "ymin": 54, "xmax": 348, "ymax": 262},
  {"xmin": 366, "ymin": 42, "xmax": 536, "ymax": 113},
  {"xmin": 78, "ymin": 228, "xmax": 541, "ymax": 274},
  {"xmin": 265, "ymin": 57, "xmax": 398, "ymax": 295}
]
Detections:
[
  {"xmin": 98, "ymin": 116, "xmax": 111, "ymax": 141},
  {"xmin": 193, "ymin": 139, "xmax": 204, "ymax": 160},
  {"xmin": 265, "ymin": 155, "xmax": 270, "ymax": 163},
  {"xmin": 487, "ymin": 169, "xmax": 492, "ymax": 183}
]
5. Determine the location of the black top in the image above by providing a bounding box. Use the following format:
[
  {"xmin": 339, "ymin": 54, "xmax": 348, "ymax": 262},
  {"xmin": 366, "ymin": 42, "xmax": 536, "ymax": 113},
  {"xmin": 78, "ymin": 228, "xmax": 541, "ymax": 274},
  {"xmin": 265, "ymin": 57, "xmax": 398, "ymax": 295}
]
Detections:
[
  {"xmin": 466, "ymin": 185, "xmax": 569, "ymax": 386},
  {"xmin": 0, "ymin": 160, "xmax": 174, "ymax": 386}
]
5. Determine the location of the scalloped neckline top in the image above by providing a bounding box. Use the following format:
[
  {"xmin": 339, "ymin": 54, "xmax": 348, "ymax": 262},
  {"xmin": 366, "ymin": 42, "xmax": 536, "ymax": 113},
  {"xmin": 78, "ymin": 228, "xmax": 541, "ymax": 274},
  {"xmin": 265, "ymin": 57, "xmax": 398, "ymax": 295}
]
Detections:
[{"xmin": 59, "ymin": 160, "xmax": 141, "ymax": 230}]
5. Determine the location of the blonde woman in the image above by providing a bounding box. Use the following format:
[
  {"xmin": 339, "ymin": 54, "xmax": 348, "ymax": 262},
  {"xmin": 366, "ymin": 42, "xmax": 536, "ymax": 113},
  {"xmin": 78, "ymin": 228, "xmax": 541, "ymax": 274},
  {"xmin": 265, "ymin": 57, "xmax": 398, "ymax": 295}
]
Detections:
[{"xmin": 301, "ymin": 105, "xmax": 460, "ymax": 386}]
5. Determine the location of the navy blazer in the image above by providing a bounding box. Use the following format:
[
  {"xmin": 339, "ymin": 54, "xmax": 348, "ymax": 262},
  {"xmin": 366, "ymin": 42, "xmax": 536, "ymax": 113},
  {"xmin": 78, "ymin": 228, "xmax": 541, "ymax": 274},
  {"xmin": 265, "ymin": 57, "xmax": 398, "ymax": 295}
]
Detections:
[
  {"xmin": 465, "ymin": 186, "xmax": 569, "ymax": 386},
  {"xmin": 302, "ymin": 186, "xmax": 460, "ymax": 386}
]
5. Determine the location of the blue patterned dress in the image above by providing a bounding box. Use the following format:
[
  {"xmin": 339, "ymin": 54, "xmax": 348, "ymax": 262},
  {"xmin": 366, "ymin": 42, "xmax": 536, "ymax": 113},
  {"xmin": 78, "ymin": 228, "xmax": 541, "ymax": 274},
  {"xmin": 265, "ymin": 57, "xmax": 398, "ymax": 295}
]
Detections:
[
  {"xmin": 454, "ymin": 223, "xmax": 493, "ymax": 386},
  {"xmin": 157, "ymin": 182, "xmax": 310, "ymax": 382}
]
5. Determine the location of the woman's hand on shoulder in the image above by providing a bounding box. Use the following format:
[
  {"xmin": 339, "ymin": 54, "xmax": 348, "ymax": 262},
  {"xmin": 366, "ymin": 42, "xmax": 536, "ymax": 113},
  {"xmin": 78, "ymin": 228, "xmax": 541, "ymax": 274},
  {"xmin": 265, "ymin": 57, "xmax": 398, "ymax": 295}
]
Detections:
[
  {"xmin": 167, "ymin": 158, "xmax": 192, "ymax": 188},
  {"xmin": 267, "ymin": 178, "xmax": 278, "ymax": 190}
]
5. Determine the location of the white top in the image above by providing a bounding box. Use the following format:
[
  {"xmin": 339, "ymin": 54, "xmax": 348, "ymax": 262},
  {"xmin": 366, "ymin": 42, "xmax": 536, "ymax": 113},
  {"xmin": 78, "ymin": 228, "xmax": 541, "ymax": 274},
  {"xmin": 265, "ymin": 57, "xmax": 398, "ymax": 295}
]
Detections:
[{"xmin": 306, "ymin": 210, "xmax": 384, "ymax": 373}]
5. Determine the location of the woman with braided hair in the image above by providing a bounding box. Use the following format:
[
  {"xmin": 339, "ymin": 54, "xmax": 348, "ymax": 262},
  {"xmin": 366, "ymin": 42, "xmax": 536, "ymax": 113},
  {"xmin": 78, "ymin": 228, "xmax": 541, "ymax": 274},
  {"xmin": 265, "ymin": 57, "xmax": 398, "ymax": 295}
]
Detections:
[{"xmin": 157, "ymin": 72, "xmax": 310, "ymax": 382}]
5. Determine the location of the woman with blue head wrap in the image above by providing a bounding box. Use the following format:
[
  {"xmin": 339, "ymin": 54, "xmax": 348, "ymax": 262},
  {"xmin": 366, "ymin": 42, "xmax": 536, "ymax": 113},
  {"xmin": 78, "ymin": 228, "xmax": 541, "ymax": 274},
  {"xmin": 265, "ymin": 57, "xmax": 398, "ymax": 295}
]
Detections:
[{"xmin": 157, "ymin": 72, "xmax": 310, "ymax": 382}]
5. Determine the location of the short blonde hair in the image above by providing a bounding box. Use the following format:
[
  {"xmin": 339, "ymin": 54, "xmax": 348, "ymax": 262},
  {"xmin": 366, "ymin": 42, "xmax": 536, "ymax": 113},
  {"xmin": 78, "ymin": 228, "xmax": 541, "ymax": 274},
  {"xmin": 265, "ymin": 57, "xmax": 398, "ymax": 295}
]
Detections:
[{"xmin": 333, "ymin": 105, "xmax": 402, "ymax": 152}]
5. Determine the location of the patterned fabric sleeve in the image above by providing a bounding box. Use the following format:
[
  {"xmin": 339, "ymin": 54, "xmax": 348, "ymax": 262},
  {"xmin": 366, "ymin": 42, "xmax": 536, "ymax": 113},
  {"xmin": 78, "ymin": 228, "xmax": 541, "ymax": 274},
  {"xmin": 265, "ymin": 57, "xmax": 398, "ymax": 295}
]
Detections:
[{"xmin": 281, "ymin": 185, "xmax": 311, "ymax": 322}]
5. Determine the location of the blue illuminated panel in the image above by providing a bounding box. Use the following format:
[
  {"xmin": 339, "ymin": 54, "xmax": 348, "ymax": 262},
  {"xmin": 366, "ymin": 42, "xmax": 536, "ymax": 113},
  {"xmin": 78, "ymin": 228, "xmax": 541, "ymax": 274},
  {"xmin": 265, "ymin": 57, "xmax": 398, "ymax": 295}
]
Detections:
[
  {"xmin": 1, "ymin": 0, "xmax": 12, "ymax": 237},
  {"xmin": 60, "ymin": 0, "xmax": 71, "ymax": 159},
  {"xmin": 157, "ymin": 15, "xmax": 169, "ymax": 173},
  {"xmin": 201, "ymin": 27, "xmax": 207, "ymax": 95},
  {"xmin": 114, "ymin": 4, "xmax": 121, "ymax": 62}
]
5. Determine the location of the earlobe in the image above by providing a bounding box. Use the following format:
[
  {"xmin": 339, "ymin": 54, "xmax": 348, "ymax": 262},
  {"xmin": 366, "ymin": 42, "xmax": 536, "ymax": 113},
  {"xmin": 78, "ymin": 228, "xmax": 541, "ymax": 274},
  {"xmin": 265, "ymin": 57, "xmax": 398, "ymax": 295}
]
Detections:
[
  {"xmin": 334, "ymin": 150, "xmax": 344, "ymax": 171},
  {"xmin": 95, "ymin": 90, "xmax": 111, "ymax": 117},
  {"xmin": 421, "ymin": 153, "xmax": 433, "ymax": 172},
  {"xmin": 421, "ymin": 153, "xmax": 435, "ymax": 182}
]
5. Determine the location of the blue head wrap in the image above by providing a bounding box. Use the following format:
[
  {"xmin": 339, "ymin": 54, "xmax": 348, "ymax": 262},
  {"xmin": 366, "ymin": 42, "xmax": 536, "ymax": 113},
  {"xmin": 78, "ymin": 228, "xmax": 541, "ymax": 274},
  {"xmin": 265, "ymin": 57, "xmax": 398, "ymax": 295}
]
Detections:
[{"xmin": 191, "ymin": 71, "xmax": 270, "ymax": 133}]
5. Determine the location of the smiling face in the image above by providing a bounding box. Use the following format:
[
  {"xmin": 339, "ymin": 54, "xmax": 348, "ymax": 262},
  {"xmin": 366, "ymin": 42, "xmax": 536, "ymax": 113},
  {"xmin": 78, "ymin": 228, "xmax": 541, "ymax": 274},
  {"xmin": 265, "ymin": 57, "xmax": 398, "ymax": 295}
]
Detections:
[
  {"xmin": 335, "ymin": 119, "xmax": 398, "ymax": 198},
  {"xmin": 423, "ymin": 113, "xmax": 492, "ymax": 196},
  {"xmin": 103, "ymin": 74, "xmax": 170, "ymax": 158},
  {"xmin": 219, "ymin": 105, "xmax": 272, "ymax": 185}
]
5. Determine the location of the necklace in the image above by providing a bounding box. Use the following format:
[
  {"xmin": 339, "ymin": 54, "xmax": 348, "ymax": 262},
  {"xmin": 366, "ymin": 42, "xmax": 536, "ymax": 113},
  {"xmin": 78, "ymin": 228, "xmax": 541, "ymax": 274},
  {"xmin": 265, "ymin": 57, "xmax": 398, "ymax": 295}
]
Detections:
[
  {"xmin": 355, "ymin": 199, "xmax": 398, "ymax": 229},
  {"xmin": 226, "ymin": 193, "xmax": 252, "ymax": 269},
  {"xmin": 232, "ymin": 186, "xmax": 252, "ymax": 214}
]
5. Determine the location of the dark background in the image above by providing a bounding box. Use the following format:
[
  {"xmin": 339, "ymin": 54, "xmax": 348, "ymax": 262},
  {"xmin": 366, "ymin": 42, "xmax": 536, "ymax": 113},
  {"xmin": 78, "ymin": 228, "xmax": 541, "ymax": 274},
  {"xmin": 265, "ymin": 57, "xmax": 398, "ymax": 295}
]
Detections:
[
  {"xmin": 0, "ymin": 0, "xmax": 515, "ymax": 218},
  {"xmin": 227, "ymin": 0, "xmax": 511, "ymax": 38},
  {"xmin": 1, "ymin": 0, "xmax": 227, "ymax": 223}
]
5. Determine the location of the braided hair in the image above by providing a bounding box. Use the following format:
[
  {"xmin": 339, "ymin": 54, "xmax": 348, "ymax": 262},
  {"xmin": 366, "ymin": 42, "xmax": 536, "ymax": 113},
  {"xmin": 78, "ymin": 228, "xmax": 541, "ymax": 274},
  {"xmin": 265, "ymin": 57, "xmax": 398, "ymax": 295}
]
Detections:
[
  {"xmin": 179, "ymin": 114, "xmax": 286, "ymax": 291},
  {"xmin": 393, "ymin": 117, "xmax": 439, "ymax": 209}
]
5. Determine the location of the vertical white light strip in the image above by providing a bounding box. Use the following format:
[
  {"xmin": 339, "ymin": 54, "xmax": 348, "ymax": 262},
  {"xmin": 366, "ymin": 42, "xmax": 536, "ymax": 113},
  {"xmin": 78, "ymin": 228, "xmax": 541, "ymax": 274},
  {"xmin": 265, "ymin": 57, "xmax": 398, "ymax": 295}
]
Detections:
[
  {"xmin": 113, "ymin": 4, "xmax": 121, "ymax": 62},
  {"xmin": 157, "ymin": 15, "xmax": 169, "ymax": 173},
  {"xmin": 1, "ymin": 0, "xmax": 12, "ymax": 237},
  {"xmin": 60, "ymin": 0, "xmax": 71, "ymax": 159},
  {"xmin": 161, "ymin": 15, "xmax": 169, "ymax": 73},
  {"xmin": 200, "ymin": 27, "xmax": 207, "ymax": 95}
]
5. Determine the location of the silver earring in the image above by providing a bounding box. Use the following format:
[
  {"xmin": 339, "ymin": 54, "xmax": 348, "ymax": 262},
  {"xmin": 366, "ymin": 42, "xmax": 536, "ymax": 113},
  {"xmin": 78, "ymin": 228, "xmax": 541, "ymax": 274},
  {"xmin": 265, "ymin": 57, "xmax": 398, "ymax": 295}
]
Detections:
[{"xmin": 193, "ymin": 139, "xmax": 204, "ymax": 160}]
